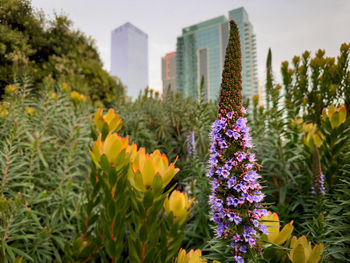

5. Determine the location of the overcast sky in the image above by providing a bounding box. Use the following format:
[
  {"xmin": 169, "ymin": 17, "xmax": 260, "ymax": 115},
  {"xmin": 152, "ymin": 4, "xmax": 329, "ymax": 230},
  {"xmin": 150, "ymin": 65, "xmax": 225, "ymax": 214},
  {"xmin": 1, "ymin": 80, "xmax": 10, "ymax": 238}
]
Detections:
[{"xmin": 31, "ymin": 0, "xmax": 350, "ymax": 92}]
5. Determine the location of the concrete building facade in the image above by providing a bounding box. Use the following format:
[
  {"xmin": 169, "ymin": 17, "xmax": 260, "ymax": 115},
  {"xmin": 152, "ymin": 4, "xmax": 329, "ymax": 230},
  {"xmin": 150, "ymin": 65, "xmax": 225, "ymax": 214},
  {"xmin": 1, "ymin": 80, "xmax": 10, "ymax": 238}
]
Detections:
[{"xmin": 111, "ymin": 22, "xmax": 148, "ymax": 99}]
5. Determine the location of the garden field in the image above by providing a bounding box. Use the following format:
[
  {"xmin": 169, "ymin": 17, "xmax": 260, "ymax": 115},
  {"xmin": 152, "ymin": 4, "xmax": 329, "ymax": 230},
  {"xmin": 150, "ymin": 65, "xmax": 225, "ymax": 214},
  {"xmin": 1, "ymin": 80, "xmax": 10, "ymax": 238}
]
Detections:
[{"xmin": 0, "ymin": 1, "xmax": 350, "ymax": 262}]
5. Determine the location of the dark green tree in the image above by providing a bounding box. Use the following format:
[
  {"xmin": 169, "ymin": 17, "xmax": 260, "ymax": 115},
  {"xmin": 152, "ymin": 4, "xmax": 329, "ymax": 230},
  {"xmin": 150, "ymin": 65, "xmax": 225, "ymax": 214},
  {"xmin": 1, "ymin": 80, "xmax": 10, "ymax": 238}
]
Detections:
[{"xmin": 0, "ymin": 0, "xmax": 125, "ymax": 106}]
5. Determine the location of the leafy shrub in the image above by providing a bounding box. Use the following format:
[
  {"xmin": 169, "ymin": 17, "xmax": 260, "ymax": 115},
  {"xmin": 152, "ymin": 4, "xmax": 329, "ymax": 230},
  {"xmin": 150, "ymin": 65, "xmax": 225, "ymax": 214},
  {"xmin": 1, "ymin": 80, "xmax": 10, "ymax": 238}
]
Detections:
[{"xmin": 0, "ymin": 79, "xmax": 90, "ymax": 262}]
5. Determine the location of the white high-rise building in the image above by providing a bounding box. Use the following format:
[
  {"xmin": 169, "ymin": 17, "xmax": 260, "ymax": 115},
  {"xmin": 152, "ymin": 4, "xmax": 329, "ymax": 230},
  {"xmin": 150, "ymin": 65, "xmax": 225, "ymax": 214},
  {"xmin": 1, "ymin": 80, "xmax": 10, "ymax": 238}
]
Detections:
[{"xmin": 111, "ymin": 22, "xmax": 148, "ymax": 100}]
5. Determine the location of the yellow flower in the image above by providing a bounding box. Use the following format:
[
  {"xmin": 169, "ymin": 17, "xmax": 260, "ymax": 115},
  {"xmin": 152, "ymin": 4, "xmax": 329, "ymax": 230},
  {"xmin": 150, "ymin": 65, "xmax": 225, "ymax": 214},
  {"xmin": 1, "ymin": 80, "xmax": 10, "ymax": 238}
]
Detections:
[
  {"xmin": 260, "ymin": 212, "xmax": 293, "ymax": 246},
  {"xmin": 61, "ymin": 82, "xmax": 70, "ymax": 93},
  {"xmin": 0, "ymin": 101, "xmax": 10, "ymax": 119},
  {"xmin": 89, "ymin": 133, "xmax": 130, "ymax": 168},
  {"xmin": 128, "ymin": 149, "xmax": 179, "ymax": 192},
  {"xmin": 302, "ymin": 123, "xmax": 324, "ymax": 149},
  {"xmin": 289, "ymin": 236, "xmax": 324, "ymax": 263},
  {"xmin": 94, "ymin": 108, "xmax": 122, "ymax": 134},
  {"xmin": 5, "ymin": 84, "xmax": 18, "ymax": 95},
  {"xmin": 70, "ymin": 91, "xmax": 87, "ymax": 104},
  {"xmin": 49, "ymin": 92, "xmax": 58, "ymax": 101},
  {"xmin": 323, "ymin": 104, "xmax": 347, "ymax": 129},
  {"xmin": 164, "ymin": 190, "xmax": 194, "ymax": 224},
  {"xmin": 175, "ymin": 248, "xmax": 207, "ymax": 263},
  {"xmin": 25, "ymin": 107, "xmax": 36, "ymax": 117}
]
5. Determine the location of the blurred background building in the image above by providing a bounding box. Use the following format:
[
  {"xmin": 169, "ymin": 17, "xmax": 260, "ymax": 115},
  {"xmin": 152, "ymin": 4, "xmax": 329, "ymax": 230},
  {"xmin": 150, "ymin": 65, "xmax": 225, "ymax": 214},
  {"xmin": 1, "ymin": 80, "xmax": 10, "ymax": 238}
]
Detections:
[
  {"xmin": 111, "ymin": 22, "xmax": 148, "ymax": 100},
  {"xmin": 174, "ymin": 7, "xmax": 259, "ymax": 102},
  {"xmin": 161, "ymin": 51, "xmax": 177, "ymax": 96}
]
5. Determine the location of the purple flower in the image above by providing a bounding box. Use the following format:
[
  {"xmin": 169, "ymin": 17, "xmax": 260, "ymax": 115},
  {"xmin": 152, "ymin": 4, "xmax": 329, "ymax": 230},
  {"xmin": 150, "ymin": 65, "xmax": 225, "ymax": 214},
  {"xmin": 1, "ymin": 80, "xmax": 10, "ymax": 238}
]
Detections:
[
  {"xmin": 209, "ymin": 105, "xmax": 265, "ymax": 259},
  {"xmin": 234, "ymin": 256, "xmax": 244, "ymax": 263},
  {"xmin": 233, "ymin": 184, "xmax": 242, "ymax": 193},
  {"xmin": 219, "ymin": 140, "xmax": 228, "ymax": 149},
  {"xmin": 236, "ymin": 152, "xmax": 247, "ymax": 162},
  {"xmin": 259, "ymin": 224, "xmax": 268, "ymax": 234},
  {"xmin": 233, "ymin": 214, "xmax": 242, "ymax": 225},
  {"xmin": 244, "ymin": 141, "xmax": 253, "ymax": 148},
  {"xmin": 239, "ymin": 245, "xmax": 247, "ymax": 253},
  {"xmin": 212, "ymin": 198, "xmax": 224, "ymax": 211},
  {"xmin": 245, "ymin": 163, "xmax": 254, "ymax": 170},
  {"xmin": 227, "ymin": 197, "xmax": 235, "ymax": 206},
  {"xmin": 186, "ymin": 131, "xmax": 196, "ymax": 158},
  {"xmin": 233, "ymin": 234, "xmax": 241, "ymax": 242},
  {"xmin": 220, "ymin": 117, "xmax": 227, "ymax": 124},
  {"xmin": 217, "ymin": 223, "xmax": 226, "ymax": 236},
  {"xmin": 226, "ymin": 129, "xmax": 234, "ymax": 137},
  {"xmin": 232, "ymin": 131, "xmax": 240, "ymax": 140},
  {"xmin": 227, "ymin": 212, "xmax": 236, "ymax": 222},
  {"xmin": 212, "ymin": 178, "xmax": 219, "ymax": 191},
  {"xmin": 248, "ymin": 153, "xmax": 256, "ymax": 162},
  {"xmin": 241, "ymin": 126, "xmax": 249, "ymax": 134},
  {"xmin": 236, "ymin": 117, "xmax": 246, "ymax": 127},
  {"xmin": 227, "ymin": 177, "xmax": 236, "ymax": 189},
  {"xmin": 208, "ymin": 168, "xmax": 215, "ymax": 178},
  {"xmin": 222, "ymin": 169, "xmax": 230, "ymax": 179}
]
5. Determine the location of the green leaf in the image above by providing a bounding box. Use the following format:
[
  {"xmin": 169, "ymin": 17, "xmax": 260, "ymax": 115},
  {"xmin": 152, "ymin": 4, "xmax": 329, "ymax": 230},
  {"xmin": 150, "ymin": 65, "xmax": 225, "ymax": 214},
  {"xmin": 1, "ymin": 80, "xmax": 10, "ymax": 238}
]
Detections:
[
  {"xmin": 143, "ymin": 190, "xmax": 154, "ymax": 209},
  {"xmin": 139, "ymin": 225, "xmax": 148, "ymax": 242}
]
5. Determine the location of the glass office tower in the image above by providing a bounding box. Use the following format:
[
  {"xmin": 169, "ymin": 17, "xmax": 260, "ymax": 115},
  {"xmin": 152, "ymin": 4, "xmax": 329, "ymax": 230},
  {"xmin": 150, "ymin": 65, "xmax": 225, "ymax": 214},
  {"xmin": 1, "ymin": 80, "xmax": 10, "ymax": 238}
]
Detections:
[
  {"xmin": 229, "ymin": 7, "xmax": 258, "ymax": 100},
  {"xmin": 111, "ymin": 22, "xmax": 148, "ymax": 100},
  {"xmin": 176, "ymin": 7, "xmax": 258, "ymax": 102}
]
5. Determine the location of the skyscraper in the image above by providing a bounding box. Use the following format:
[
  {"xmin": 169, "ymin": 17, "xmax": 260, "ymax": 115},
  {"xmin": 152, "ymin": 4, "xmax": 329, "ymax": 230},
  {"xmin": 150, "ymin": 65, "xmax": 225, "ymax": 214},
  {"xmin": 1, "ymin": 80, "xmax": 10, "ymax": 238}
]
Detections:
[
  {"xmin": 161, "ymin": 51, "xmax": 177, "ymax": 95},
  {"xmin": 111, "ymin": 22, "xmax": 148, "ymax": 100},
  {"xmin": 229, "ymin": 8, "xmax": 258, "ymax": 101},
  {"xmin": 176, "ymin": 7, "xmax": 258, "ymax": 102}
]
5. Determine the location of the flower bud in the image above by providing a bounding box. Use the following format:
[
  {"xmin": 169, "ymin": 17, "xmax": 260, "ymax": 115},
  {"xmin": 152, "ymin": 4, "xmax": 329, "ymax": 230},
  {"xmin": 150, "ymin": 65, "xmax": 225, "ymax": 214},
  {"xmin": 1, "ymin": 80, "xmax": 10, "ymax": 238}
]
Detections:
[
  {"xmin": 89, "ymin": 133, "xmax": 129, "ymax": 168},
  {"xmin": 260, "ymin": 212, "xmax": 293, "ymax": 246},
  {"xmin": 324, "ymin": 104, "xmax": 347, "ymax": 129},
  {"xmin": 94, "ymin": 108, "xmax": 122, "ymax": 134},
  {"xmin": 70, "ymin": 91, "xmax": 87, "ymax": 104},
  {"xmin": 164, "ymin": 190, "xmax": 194, "ymax": 224},
  {"xmin": 175, "ymin": 248, "xmax": 207, "ymax": 263},
  {"xmin": 128, "ymin": 149, "xmax": 179, "ymax": 192},
  {"xmin": 25, "ymin": 107, "xmax": 36, "ymax": 117}
]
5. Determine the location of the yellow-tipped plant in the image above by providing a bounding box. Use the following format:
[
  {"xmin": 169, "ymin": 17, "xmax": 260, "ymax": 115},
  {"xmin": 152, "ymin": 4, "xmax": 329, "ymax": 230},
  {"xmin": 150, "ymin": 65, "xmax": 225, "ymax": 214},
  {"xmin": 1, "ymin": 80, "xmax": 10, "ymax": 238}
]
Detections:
[
  {"xmin": 128, "ymin": 148, "xmax": 179, "ymax": 192},
  {"xmin": 164, "ymin": 190, "xmax": 194, "ymax": 225},
  {"xmin": 302, "ymin": 123, "xmax": 325, "ymax": 149},
  {"xmin": 70, "ymin": 91, "xmax": 87, "ymax": 104},
  {"xmin": 175, "ymin": 248, "xmax": 207, "ymax": 263},
  {"xmin": 66, "ymin": 108, "xmax": 193, "ymax": 262},
  {"xmin": 289, "ymin": 236, "xmax": 324, "ymax": 263},
  {"xmin": 260, "ymin": 212, "xmax": 294, "ymax": 246},
  {"xmin": 24, "ymin": 107, "xmax": 36, "ymax": 117},
  {"xmin": 94, "ymin": 108, "xmax": 122, "ymax": 134},
  {"xmin": 322, "ymin": 104, "xmax": 347, "ymax": 129},
  {"xmin": 0, "ymin": 101, "xmax": 10, "ymax": 119},
  {"xmin": 89, "ymin": 133, "xmax": 130, "ymax": 169},
  {"xmin": 5, "ymin": 84, "xmax": 18, "ymax": 96}
]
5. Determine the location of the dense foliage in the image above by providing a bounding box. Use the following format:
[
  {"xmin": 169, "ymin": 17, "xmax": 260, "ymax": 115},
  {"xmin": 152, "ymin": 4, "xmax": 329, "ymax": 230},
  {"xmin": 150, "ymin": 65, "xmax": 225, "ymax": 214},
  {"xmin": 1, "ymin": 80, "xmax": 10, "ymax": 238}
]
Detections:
[
  {"xmin": 0, "ymin": 0, "xmax": 125, "ymax": 106},
  {"xmin": 0, "ymin": 79, "xmax": 90, "ymax": 262},
  {"xmin": 248, "ymin": 44, "xmax": 350, "ymax": 262}
]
